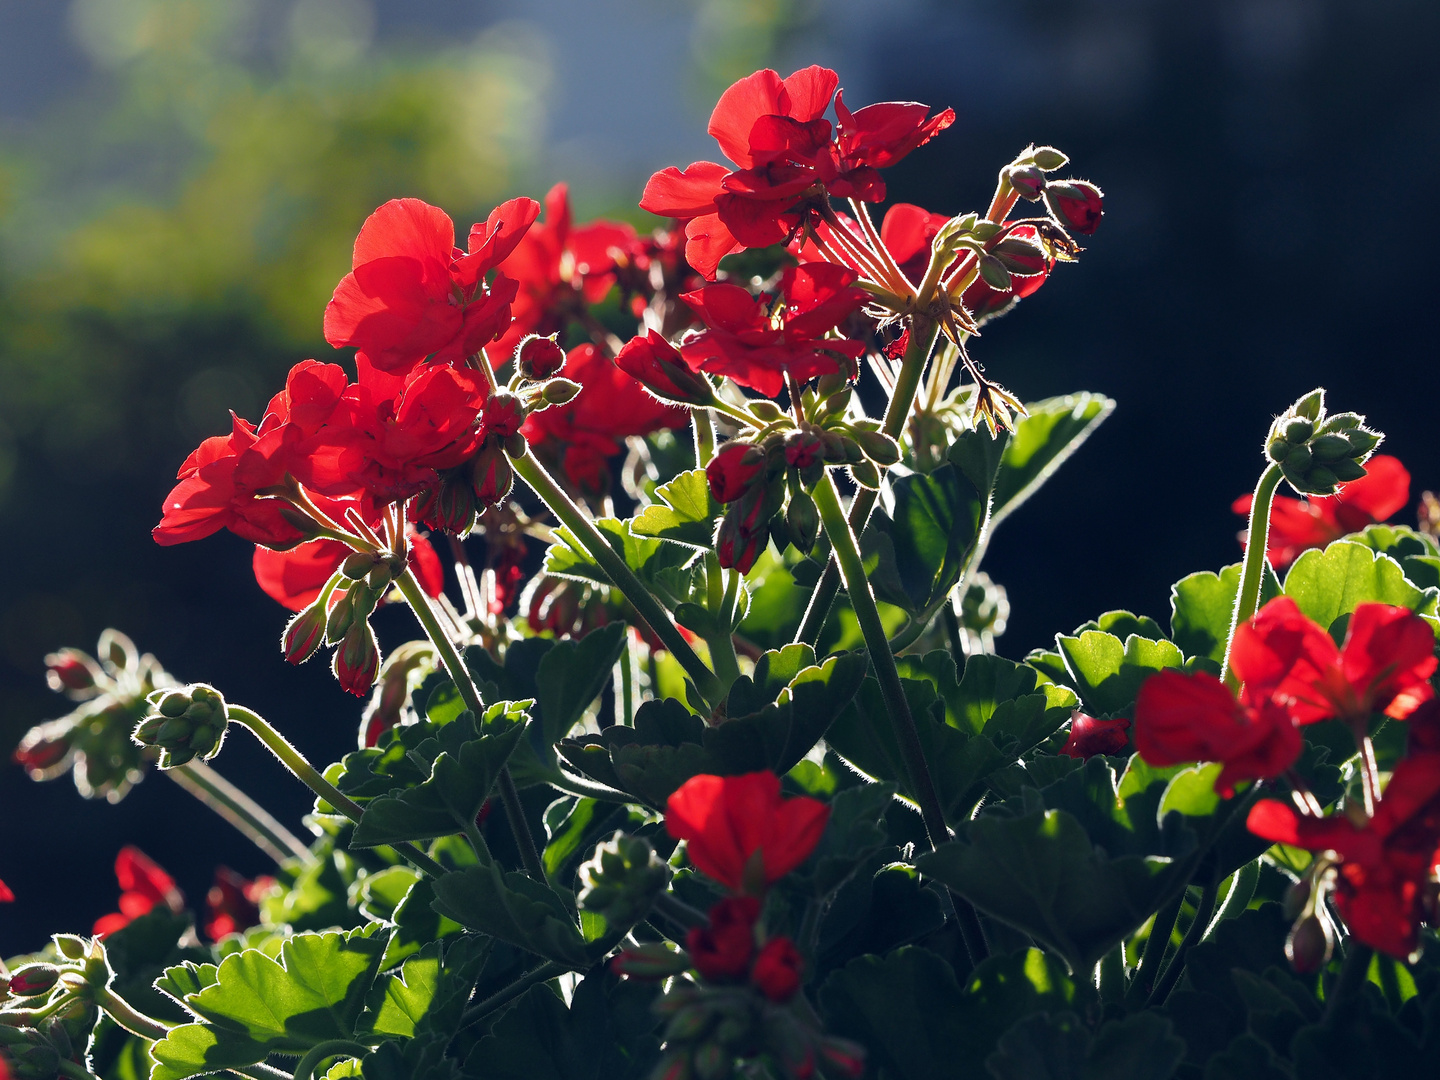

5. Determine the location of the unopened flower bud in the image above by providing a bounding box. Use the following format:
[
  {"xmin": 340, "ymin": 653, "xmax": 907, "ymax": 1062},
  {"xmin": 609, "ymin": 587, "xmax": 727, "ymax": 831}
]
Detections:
[
  {"xmin": 136, "ymin": 684, "xmax": 228, "ymax": 766},
  {"xmin": 786, "ymin": 491, "xmax": 819, "ymax": 555},
  {"xmin": 1044, "ymin": 179, "xmax": 1104, "ymax": 235},
  {"xmin": 1266, "ymin": 437, "xmax": 1291, "ymax": 464},
  {"xmin": 1286, "ymin": 913, "xmax": 1332, "ymax": 974},
  {"xmin": 326, "ymin": 590, "xmax": 355, "ymax": 643},
  {"xmin": 45, "ymin": 650, "xmax": 100, "ymax": 698},
  {"xmin": 853, "ymin": 429, "xmax": 901, "ymax": 467},
  {"xmin": 748, "ymin": 401, "xmax": 787, "ymax": 425},
  {"xmin": 504, "ymin": 431, "xmax": 528, "ymax": 458},
  {"xmin": 750, "ymin": 937, "xmax": 802, "ymax": 1002},
  {"xmin": 334, "ymin": 620, "xmax": 380, "ymax": 697},
  {"xmin": 665, "ymin": 1004, "xmax": 716, "ymax": 1043},
  {"xmin": 978, "ymin": 254, "xmax": 1012, "ymax": 290},
  {"xmin": 717, "ymin": 517, "xmax": 766, "ymax": 574},
  {"xmin": 7, "ymin": 965, "xmax": 60, "ymax": 997},
  {"xmin": 515, "ymin": 334, "xmax": 566, "ymax": 380},
  {"xmin": 414, "ymin": 474, "xmax": 476, "ymax": 536},
  {"xmin": 1006, "ymin": 163, "xmax": 1046, "ymax": 200},
  {"xmin": 1284, "ymin": 418, "xmax": 1314, "ymax": 445},
  {"xmin": 471, "ymin": 442, "xmax": 515, "ymax": 506},
  {"xmin": 540, "ymin": 378, "xmax": 581, "ymax": 406},
  {"xmin": 1283, "ymin": 878, "xmax": 1311, "ymax": 921},
  {"xmin": 614, "ymin": 329, "xmax": 714, "ymax": 407},
  {"xmin": 850, "ymin": 459, "xmax": 881, "ymax": 490},
  {"xmin": 482, "ymin": 392, "xmax": 526, "ymax": 439},
  {"xmin": 706, "ymin": 442, "xmax": 765, "ymax": 504},
  {"xmin": 578, "ymin": 833, "xmax": 671, "ymax": 928},
  {"xmin": 11, "ymin": 1044, "xmax": 61, "ymax": 1078},
  {"xmin": 1030, "ymin": 146, "xmax": 1069, "ymax": 171}
]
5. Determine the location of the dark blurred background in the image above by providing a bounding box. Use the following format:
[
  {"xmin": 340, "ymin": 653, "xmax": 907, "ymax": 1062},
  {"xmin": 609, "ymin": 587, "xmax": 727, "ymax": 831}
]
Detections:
[{"xmin": 2, "ymin": 0, "xmax": 1437, "ymax": 954}]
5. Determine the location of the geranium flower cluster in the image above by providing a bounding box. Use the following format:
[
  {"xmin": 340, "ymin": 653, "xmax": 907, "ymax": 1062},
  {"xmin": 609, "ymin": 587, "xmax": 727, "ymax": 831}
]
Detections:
[{"xmin": 1135, "ymin": 596, "xmax": 1440, "ymax": 958}]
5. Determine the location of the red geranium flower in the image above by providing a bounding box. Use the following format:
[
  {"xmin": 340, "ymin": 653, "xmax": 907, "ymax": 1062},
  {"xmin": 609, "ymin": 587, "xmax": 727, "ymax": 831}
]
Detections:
[
  {"xmin": 641, "ymin": 66, "xmax": 952, "ymax": 278},
  {"xmin": 1247, "ymin": 751, "xmax": 1440, "ymax": 958},
  {"xmin": 665, "ymin": 771, "xmax": 830, "ymax": 892},
  {"xmin": 154, "ymin": 360, "xmax": 353, "ymax": 549},
  {"xmin": 679, "ymin": 262, "xmax": 869, "ymax": 397},
  {"xmin": 486, "ymin": 184, "xmax": 639, "ymax": 362},
  {"xmin": 94, "ymin": 846, "xmax": 185, "ymax": 936},
  {"xmin": 0, "ymin": 878, "xmax": 13, "ymax": 903},
  {"xmin": 1233, "ymin": 454, "xmax": 1411, "ymax": 569},
  {"xmin": 1133, "ymin": 668, "xmax": 1302, "ymax": 796},
  {"xmin": 324, "ymin": 197, "xmax": 539, "ymax": 374},
  {"xmin": 1231, "ymin": 597, "xmax": 1436, "ymax": 726},
  {"xmin": 521, "ymin": 343, "xmax": 690, "ymax": 494},
  {"xmin": 750, "ymin": 936, "xmax": 803, "ymax": 1002},
  {"xmin": 204, "ymin": 867, "xmax": 273, "ymax": 941},
  {"xmin": 613, "ymin": 330, "xmax": 714, "ymax": 407},
  {"xmin": 686, "ymin": 896, "xmax": 759, "ymax": 981},
  {"xmin": 1059, "ymin": 712, "xmax": 1132, "ymax": 759}
]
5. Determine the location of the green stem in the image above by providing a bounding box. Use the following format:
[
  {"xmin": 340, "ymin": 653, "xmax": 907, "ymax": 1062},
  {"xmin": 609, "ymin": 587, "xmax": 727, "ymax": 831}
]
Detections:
[
  {"xmin": 796, "ymin": 316, "xmax": 939, "ymax": 647},
  {"xmin": 1097, "ymin": 944, "xmax": 1126, "ymax": 1005},
  {"xmin": 1207, "ymin": 860, "xmax": 1260, "ymax": 937},
  {"xmin": 291, "ymin": 1040, "xmax": 372, "ymax": 1080},
  {"xmin": 226, "ymin": 705, "xmax": 447, "ymax": 880},
  {"xmin": 809, "ymin": 472, "xmax": 951, "ymax": 854},
  {"xmin": 461, "ymin": 961, "xmax": 566, "ymax": 1027},
  {"xmin": 168, "ymin": 760, "xmax": 315, "ymax": 866},
  {"xmin": 619, "ymin": 639, "xmax": 634, "ymax": 727},
  {"xmin": 703, "ymin": 566, "xmax": 742, "ymax": 693},
  {"xmin": 651, "ymin": 890, "xmax": 707, "ymax": 930},
  {"xmin": 1222, "ymin": 462, "xmax": 1283, "ymax": 690},
  {"xmin": 693, "ymin": 408, "xmax": 716, "ymax": 468},
  {"xmin": 513, "ymin": 449, "xmax": 724, "ymax": 708},
  {"xmin": 393, "ymin": 569, "xmax": 545, "ymax": 882},
  {"xmin": 92, "ymin": 985, "xmax": 170, "ymax": 1041},
  {"xmin": 1128, "ymin": 894, "xmax": 1183, "ymax": 1005},
  {"xmin": 1325, "ymin": 942, "xmax": 1373, "ymax": 1023},
  {"xmin": 1149, "ymin": 880, "xmax": 1219, "ymax": 1006}
]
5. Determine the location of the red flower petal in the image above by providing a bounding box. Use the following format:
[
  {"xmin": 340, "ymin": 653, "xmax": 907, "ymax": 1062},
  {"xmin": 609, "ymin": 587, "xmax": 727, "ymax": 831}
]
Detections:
[{"xmin": 640, "ymin": 162, "xmax": 731, "ymax": 218}]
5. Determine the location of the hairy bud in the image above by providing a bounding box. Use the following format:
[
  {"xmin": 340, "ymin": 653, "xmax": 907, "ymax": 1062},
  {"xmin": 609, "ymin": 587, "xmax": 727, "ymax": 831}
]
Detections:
[
  {"xmin": 135, "ymin": 684, "xmax": 228, "ymax": 768},
  {"xmin": 515, "ymin": 334, "xmax": 566, "ymax": 381}
]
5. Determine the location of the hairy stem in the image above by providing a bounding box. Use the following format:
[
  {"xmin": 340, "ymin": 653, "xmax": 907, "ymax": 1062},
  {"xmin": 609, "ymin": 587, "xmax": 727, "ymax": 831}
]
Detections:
[
  {"xmin": 168, "ymin": 760, "xmax": 315, "ymax": 866},
  {"xmin": 92, "ymin": 985, "xmax": 171, "ymax": 1041},
  {"xmin": 226, "ymin": 705, "xmax": 447, "ymax": 880},
  {"xmin": 809, "ymin": 472, "xmax": 949, "ymax": 849},
  {"xmin": 1325, "ymin": 942, "xmax": 1373, "ymax": 1023},
  {"xmin": 1222, "ymin": 462, "xmax": 1283, "ymax": 689},
  {"xmin": 693, "ymin": 408, "xmax": 716, "ymax": 468},
  {"xmin": 393, "ymin": 568, "xmax": 545, "ymax": 882},
  {"xmin": 513, "ymin": 448, "xmax": 724, "ymax": 708},
  {"xmin": 796, "ymin": 316, "xmax": 939, "ymax": 646},
  {"xmin": 461, "ymin": 961, "xmax": 566, "ymax": 1027}
]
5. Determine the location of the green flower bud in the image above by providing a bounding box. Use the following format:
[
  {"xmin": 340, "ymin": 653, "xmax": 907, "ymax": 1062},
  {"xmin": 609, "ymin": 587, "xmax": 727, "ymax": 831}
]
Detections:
[
  {"xmin": 1309, "ymin": 433, "xmax": 1353, "ymax": 462},
  {"xmin": 1283, "ymin": 444, "xmax": 1312, "ymax": 472},
  {"xmin": 850, "ymin": 459, "xmax": 881, "ymax": 490},
  {"xmin": 1030, "ymin": 145, "xmax": 1069, "ymax": 171},
  {"xmin": 134, "ymin": 683, "xmax": 228, "ymax": 767},
  {"xmin": 785, "ymin": 490, "xmax": 820, "ymax": 555},
  {"xmin": 365, "ymin": 563, "xmax": 393, "ymax": 592},
  {"xmin": 853, "ymin": 429, "xmax": 901, "ymax": 467},
  {"xmin": 1266, "ymin": 437, "xmax": 1291, "ymax": 464},
  {"xmin": 504, "ymin": 431, "xmax": 528, "ymax": 458},
  {"xmin": 326, "ymin": 590, "xmax": 355, "ymax": 643},
  {"xmin": 341, "ymin": 552, "xmax": 377, "ymax": 579},
  {"xmin": 747, "ymin": 401, "xmax": 787, "ymax": 424},
  {"xmin": 577, "ymin": 833, "xmax": 671, "ymax": 929},
  {"xmin": 838, "ymin": 435, "xmax": 864, "ymax": 464},
  {"xmin": 542, "ymin": 378, "xmax": 582, "ymax": 405},
  {"xmin": 978, "ymin": 253, "xmax": 1012, "ymax": 290},
  {"xmin": 1330, "ymin": 458, "xmax": 1366, "ymax": 483},
  {"xmin": 1283, "ymin": 418, "xmax": 1314, "ymax": 445}
]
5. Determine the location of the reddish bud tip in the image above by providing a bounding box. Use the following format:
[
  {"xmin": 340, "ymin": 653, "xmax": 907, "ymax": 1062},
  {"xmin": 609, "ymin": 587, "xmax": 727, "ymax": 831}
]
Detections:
[
  {"xmin": 282, "ymin": 606, "xmax": 327, "ymax": 665},
  {"xmin": 515, "ymin": 334, "xmax": 567, "ymax": 380},
  {"xmin": 1044, "ymin": 179, "xmax": 1104, "ymax": 235},
  {"xmin": 7, "ymin": 965, "xmax": 61, "ymax": 997}
]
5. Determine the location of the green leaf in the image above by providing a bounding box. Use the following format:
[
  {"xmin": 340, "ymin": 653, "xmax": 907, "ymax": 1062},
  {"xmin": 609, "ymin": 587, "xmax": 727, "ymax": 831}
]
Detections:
[
  {"xmin": 813, "ymin": 863, "xmax": 946, "ymax": 982},
  {"xmin": 362, "ymin": 943, "xmax": 443, "ymax": 1038},
  {"xmin": 352, "ymin": 703, "xmax": 528, "ymax": 847},
  {"xmin": 1055, "ymin": 631, "xmax": 1184, "ymax": 717},
  {"xmin": 1283, "ymin": 540, "xmax": 1439, "ymax": 630},
  {"xmin": 1158, "ymin": 762, "xmax": 1223, "ymax": 819},
  {"xmin": 379, "ymin": 877, "xmax": 462, "ymax": 969},
  {"xmin": 1171, "ymin": 563, "xmax": 1276, "ymax": 663},
  {"xmin": 989, "ymin": 393, "xmax": 1114, "ymax": 527},
  {"xmin": 151, "ymin": 926, "xmax": 390, "ymax": 1080},
  {"xmin": 628, "ymin": 469, "xmax": 722, "ymax": 549},
  {"xmin": 725, "ymin": 643, "xmax": 816, "ymax": 717},
  {"xmin": 1083, "ymin": 1012, "xmax": 1186, "ymax": 1080},
  {"xmin": 985, "ymin": 1011, "xmax": 1088, "ymax": 1080},
  {"xmin": 431, "ymin": 863, "xmax": 589, "ymax": 967},
  {"xmin": 537, "ymin": 622, "xmax": 627, "ymax": 745},
  {"xmin": 917, "ymin": 807, "xmax": 1190, "ymax": 971},
  {"xmin": 861, "ymin": 462, "xmax": 987, "ymax": 615},
  {"xmin": 542, "ymin": 519, "xmax": 699, "ymax": 602},
  {"xmin": 818, "ymin": 947, "xmax": 1074, "ymax": 1080},
  {"xmin": 797, "ymin": 782, "xmax": 897, "ymax": 898}
]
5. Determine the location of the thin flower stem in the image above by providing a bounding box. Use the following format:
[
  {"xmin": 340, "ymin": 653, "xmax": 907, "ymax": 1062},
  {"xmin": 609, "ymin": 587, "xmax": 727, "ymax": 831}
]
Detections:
[
  {"xmin": 167, "ymin": 760, "xmax": 315, "ymax": 866},
  {"xmin": 847, "ymin": 197, "xmax": 912, "ymax": 294},
  {"xmin": 1355, "ymin": 727, "xmax": 1381, "ymax": 818},
  {"xmin": 460, "ymin": 961, "xmax": 567, "ymax": 1027},
  {"xmin": 693, "ymin": 408, "xmax": 716, "ymax": 468},
  {"xmin": 618, "ymin": 640, "xmax": 634, "ymax": 727},
  {"xmin": 808, "ymin": 472, "xmax": 948, "ymax": 848},
  {"xmin": 291, "ymin": 1040, "xmax": 373, "ymax": 1080},
  {"xmin": 810, "ymin": 213, "xmax": 893, "ymax": 289},
  {"xmin": 796, "ymin": 316, "xmax": 940, "ymax": 646},
  {"xmin": 392, "ymin": 568, "xmax": 546, "ymax": 882},
  {"xmin": 1222, "ymin": 462, "xmax": 1284, "ymax": 690},
  {"xmin": 92, "ymin": 984, "xmax": 171, "ymax": 1041},
  {"xmin": 512, "ymin": 448, "xmax": 725, "ymax": 708},
  {"xmin": 1324, "ymin": 942, "xmax": 1373, "ymax": 1023},
  {"xmin": 651, "ymin": 890, "xmax": 708, "ymax": 929},
  {"xmin": 225, "ymin": 704, "xmax": 448, "ymax": 880},
  {"xmin": 1127, "ymin": 893, "xmax": 1183, "ymax": 1005}
]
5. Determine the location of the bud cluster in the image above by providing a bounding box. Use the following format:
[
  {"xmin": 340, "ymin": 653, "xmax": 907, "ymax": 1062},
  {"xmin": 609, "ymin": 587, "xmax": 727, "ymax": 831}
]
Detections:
[
  {"xmin": 1003, "ymin": 144, "xmax": 1104, "ymax": 236},
  {"xmin": 577, "ymin": 833, "xmax": 672, "ymax": 928},
  {"xmin": 133, "ymin": 683, "xmax": 229, "ymax": 768},
  {"xmin": 13, "ymin": 630, "xmax": 175, "ymax": 801},
  {"xmin": 1, "ymin": 937, "xmax": 109, "ymax": 1080},
  {"xmin": 1264, "ymin": 388, "xmax": 1382, "ymax": 496}
]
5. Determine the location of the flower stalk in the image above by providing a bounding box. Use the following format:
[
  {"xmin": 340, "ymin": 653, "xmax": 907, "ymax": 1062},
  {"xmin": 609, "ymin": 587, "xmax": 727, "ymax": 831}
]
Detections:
[{"xmin": 1222, "ymin": 462, "xmax": 1283, "ymax": 689}]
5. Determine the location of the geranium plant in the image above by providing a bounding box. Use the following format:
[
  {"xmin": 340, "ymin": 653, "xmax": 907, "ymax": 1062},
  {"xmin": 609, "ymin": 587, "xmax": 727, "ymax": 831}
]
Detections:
[{"xmin": 6, "ymin": 61, "xmax": 1440, "ymax": 1080}]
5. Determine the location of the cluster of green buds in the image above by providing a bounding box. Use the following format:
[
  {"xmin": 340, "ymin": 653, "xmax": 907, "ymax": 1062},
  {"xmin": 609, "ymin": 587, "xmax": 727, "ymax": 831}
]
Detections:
[
  {"xmin": 955, "ymin": 571, "xmax": 1010, "ymax": 652},
  {"xmin": 132, "ymin": 683, "xmax": 229, "ymax": 768},
  {"xmin": 710, "ymin": 375, "xmax": 901, "ymax": 571},
  {"xmin": 0, "ymin": 937, "xmax": 110, "ymax": 1080},
  {"xmin": 12, "ymin": 630, "xmax": 175, "ymax": 801},
  {"xmin": 577, "ymin": 833, "xmax": 672, "ymax": 930},
  {"xmin": 649, "ymin": 984, "xmax": 863, "ymax": 1080},
  {"xmin": 1264, "ymin": 388, "xmax": 1382, "ymax": 496}
]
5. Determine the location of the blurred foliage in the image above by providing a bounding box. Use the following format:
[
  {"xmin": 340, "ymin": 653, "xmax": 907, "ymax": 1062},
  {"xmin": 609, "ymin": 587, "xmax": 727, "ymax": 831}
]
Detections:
[
  {"xmin": 687, "ymin": 0, "xmax": 818, "ymax": 94},
  {"xmin": 0, "ymin": 0, "xmax": 549, "ymax": 738}
]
